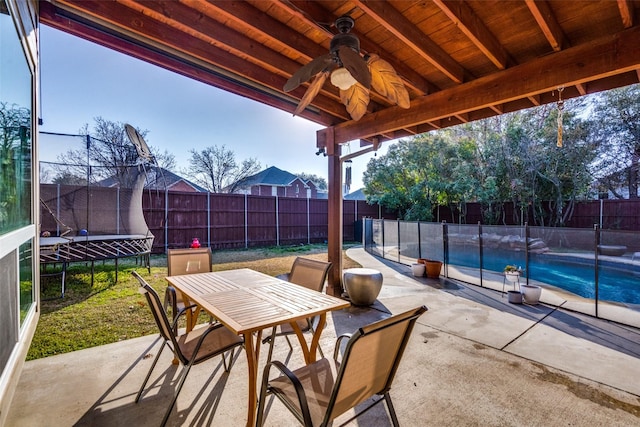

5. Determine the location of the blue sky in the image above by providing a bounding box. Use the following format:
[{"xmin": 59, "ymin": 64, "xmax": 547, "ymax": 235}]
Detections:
[{"xmin": 39, "ymin": 25, "xmax": 388, "ymax": 192}]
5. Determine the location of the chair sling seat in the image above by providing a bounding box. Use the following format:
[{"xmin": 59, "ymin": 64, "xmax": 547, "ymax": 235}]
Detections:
[
  {"xmin": 265, "ymin": 257, "xmax": 332, "ymax": 363},
  {"xmin": 175, "ymin": 323, "xmax": 243, "ymax": 365},
  {"xmin": 268, "ymin": 358, "xmax": 340, "ymax": 426}
]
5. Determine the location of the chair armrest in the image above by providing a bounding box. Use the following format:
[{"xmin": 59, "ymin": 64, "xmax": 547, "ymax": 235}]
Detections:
[
  {"xmin": 261, "ymin": 360, "xmax": 313, "ymax": 427},
  {"xmin": 334, "ymin": 333, "xmax": 352, "ymax": 360}
]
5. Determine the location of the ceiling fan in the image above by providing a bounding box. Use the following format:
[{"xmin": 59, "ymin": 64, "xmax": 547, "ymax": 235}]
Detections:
[{"xmin": 284, "ymin": 16, "xmax": 410, "ymax": 121}]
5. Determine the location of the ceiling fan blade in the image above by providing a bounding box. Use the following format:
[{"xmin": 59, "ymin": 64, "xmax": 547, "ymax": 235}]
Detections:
[
  {"xmin": 293, "ymin": 70, "xmax": 329, "ymax": 116},
  {"xmin": 368, "ymin": 54, "xmax": 410, "ymax": 109},
  {"xmin": 340, "ymin": 83, "xmax": 370, "ymax": 121},
  {"xmin": 284, "ymin": 54, "xmax": 333, "ymax": 92},
  {"xmin": 338, "ymin": 45, "xmax": 371, "ymax": 89}
]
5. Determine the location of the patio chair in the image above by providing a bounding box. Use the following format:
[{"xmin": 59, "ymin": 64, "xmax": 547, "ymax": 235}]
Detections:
[
  {"xmin": 132, "ymin": 271, "xmax": 243, "ymax": 427},
  {"xmin": 165, "ymin": 247, "xmax": 212, "ymax": 327},
  {"xmin": 263, "ymin": 257, "xmax": 332, "ymax": 364},
  {"xmin": 257, "ymin": 305, "xmax": 427, "ymax": 427}
]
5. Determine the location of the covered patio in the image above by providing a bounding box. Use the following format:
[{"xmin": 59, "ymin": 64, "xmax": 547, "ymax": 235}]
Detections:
[
  {"xmin": 39, "ymin": 0, "xmax": 640, "ymax": 295},
  {"xmin": 4, "ymin": 1, "xmax": 640, "ymax": 426},
  {"xmin": 7, "ymin": 248, "xmax": 640, "ymax": 425}
]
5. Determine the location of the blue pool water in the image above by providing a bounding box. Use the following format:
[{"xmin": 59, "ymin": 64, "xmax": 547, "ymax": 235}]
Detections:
[{"xmin": 448, "ymin": 248, "xmax": 640, "ymax": 305}]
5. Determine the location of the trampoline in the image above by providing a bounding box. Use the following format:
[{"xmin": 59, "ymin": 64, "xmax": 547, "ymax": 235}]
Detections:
[{"xmin": 39, "ymin": 124, "xmax": 157, "ymax": 297}]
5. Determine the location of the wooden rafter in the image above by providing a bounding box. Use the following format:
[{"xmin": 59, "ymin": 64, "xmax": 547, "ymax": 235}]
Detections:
[
  {"xmin": 353, "ymin": 0, "xmax": 466, "ymax": 84},
  {"xmin": 525, "ymin": 0, "xmax": 568, "ymax": 52},
  {"xmin": 617, "ymin": 0, "xmax": 634, "ymax": 28},
  {"xmin": 433, "ymin": 0, "xmax": 511, "ymax": 70}
]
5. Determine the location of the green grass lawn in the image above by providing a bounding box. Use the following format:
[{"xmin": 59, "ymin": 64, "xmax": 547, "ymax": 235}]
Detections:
[{"xmin": 30, "ymin": 244, "xmax": 360, "ymax": 360}]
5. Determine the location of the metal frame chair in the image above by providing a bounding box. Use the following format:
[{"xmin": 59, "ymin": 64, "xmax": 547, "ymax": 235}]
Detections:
[
  {"xmin": 264, "ymin": 257, "xmax": 332, "ymax": 364},
  {"xmin": 257, "ymin": 305, "xmax": 428, "ymax": 427},
  {"xmin": 165, "ymin": 247, "xmax": 212, "ymax": 326},
  {"xmin": 132, "ymin": 271, "xmax": 243, "ymax": 427}
]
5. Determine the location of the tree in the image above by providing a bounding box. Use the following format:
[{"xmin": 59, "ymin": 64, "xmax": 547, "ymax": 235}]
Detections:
[
  {"xmin": 54, "ymin": 117, "xmax": 176, "ymax": 186},
  {"xmin": 362, "ymin": 101, "xmax": 596, "ymax": 226},
  {"xmin": 297, "ymin": 173, "xmax": 327, "ymax": 190},
  {"xmin": 0, "ymin": 102, "xmax": 31, "ymax": 231},
  {"xmin": 589, "ymin": 84, "xmax": 640, "ymax": 198},
  {"xmin": 187, "ymin": 145, "xmax": 261, "ymax": 193}
]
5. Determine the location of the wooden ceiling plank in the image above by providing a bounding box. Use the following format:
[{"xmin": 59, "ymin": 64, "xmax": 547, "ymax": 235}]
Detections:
[
  {"xmin": 54, "ymin": 0, "xmax": 351, "ymax": 121},
  {"xmin": 121, "ymin": 0, "xmax": 299, "ymax": 77},
  {"xmin": 433, "ymin": 0, "xmax": 510, "ymax": 70},
  {"xmin": 353, "ymin": 0, "xmax": 466, "ymax": 84},
  {"xmin": 525, "ymin": 0, "xmax": 568, "ymax": 52},
  {"xmin": 40, "ymin": 2, "xmax": 340, "ymax": 126},
  {"xmin": 329, "ymin": 24, "xmax": 640, "ymax": 143},
  {"xmin": 617, "ymin": 0, "xmax": 634, "ymax": 28},
  {"xmin": 192, "ymin": 0, "xmax": 327, "ymax": 62},
  {"xmin": 278, "ymin": 0, "xmax": 436, "ymax": 95}
]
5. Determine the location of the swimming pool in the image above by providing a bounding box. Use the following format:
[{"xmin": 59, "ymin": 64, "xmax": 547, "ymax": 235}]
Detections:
[{"xmin": 448, "ymin": 248, "xmax": 640, "ymax": 305}]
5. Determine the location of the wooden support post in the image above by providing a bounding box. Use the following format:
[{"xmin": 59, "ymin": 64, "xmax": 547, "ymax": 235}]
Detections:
[{"xmin": 323, "ymin": 128, "xmax": 343, "ymax": 297}]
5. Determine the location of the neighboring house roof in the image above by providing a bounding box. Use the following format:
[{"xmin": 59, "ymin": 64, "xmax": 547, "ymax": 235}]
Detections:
[
  {"xmin": 98, "ymin": 166, "xmax": 207, "ymax": 192},
  {"xmin": 234, "ymin": 166, "xmax": 308, "ymax": 189},
  {"xmin": 344, "ymin": 188, "xmax": 366, "ymax": 200}
]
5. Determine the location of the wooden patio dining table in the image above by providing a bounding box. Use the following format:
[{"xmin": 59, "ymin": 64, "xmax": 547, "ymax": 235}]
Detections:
[{"xmin": 165, "ymin": 268, "xmax": 350, "ymax": 427}]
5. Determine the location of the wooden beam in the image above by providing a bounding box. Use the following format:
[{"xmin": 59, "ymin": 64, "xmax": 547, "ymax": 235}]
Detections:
[
  {"xmin": 433, "ymin": 0, "xmax": 511, "ymax": 70},
  {"xmin": 329, "ymin": 25, "xmax": 640, "ymax": 143},
  {"xmin": 353, "ymin": 0, "xmax": 466, "ymax": 83},
  {"xmin": 576, "ymin": 83, "xmax": 587, "ymax": 96},
  {"xmin": 617, "ymin": 0, "xmax": 634, "ymax": 28},
  {"xmin": 525, "ymin": 0, "xmax": 568, "ymax": 52}
]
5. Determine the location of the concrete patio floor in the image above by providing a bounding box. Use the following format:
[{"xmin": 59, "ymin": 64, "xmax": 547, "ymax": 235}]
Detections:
[{"xmin": 6, "ymin": 247, "xmax": 640, "ymax": 426}]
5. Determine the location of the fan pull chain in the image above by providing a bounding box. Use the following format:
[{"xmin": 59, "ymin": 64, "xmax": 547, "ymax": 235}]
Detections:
[{"xmin": 557, "ymin": 86, "xmax": 564, "ymax": 148}]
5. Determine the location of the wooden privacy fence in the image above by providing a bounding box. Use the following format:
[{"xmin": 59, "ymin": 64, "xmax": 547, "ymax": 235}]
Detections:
[
  {"xmin": 143, "ymin": 191, "xmax": 387, "ymax": 252},
  {"xmin": 39, "ymin": 185, "xmax": 385, "ymax": 253}
]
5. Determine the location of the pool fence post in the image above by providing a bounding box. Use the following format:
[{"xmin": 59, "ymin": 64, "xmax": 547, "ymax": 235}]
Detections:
[
  {"xmin": 478, "ymin": 222, "xmax": 484, "ymax": 287},
  {"xmin": 442, "ymin": 221, "xmax": 448, "ymax": 278},
  {"xmin": 381, "ymin": 218, "xmax": 385, "ymax": 261},
  {"xmin": 397, "ymin": 219, "xmax": 401, "ymax": 263},
  {"xmin": 417, "ymin": 221, "xmax": 422, "ymax": 260},
  {"xmin": 594, "ymin": 224, "xmax": 600, "ymax": 317},
  {"xmin": 525, "ymin": 222, "xmax": 530, "ymax": 286}
]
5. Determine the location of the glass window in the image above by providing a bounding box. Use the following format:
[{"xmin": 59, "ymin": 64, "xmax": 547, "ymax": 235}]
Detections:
[
  {"xmin": 0, "ymin": 1, "xmax": 33, "ymax": 235},
  {"xmin": 19, "ymin": 239, "xmax": 33, "ymax": 324}
]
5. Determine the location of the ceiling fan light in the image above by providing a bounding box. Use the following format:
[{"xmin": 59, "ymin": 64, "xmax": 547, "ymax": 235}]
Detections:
[{"xmin": 330, "ymin": 67, "xmax": 357, "ymax": 90}]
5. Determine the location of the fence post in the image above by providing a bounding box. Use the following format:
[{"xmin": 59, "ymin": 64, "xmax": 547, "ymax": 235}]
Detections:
[
  {"xmin": 478, "ymin": 222, "xmax": 483, "ymax": 287},
  {"xmin": 397, "ymin": 219, "xmax": 401, "ymax": 263},
  {"xmin": 524, "ymin": 222, "xmax": 530, "ymax": 285},
  {"xmin": 594, "ymin": 223, "xmax": 600, "ymax": 317},
  {"xmin": 307, "ymin": 197, "xmax": 310, "ymax": 245},
  {"xmin": 164, "ymin": 188, "xmax": 168, "ymax": 253},
  {"xmin": 244, "ymin": 194, "xmax": 248, "ymax": 249},
  {"xmin": 442, "ymin": 221, "xmax": 448, "ymax": 277},
  {"xmin": 207, "ymin": 191, "xmax": 211, "ymax": 248},
  {"xmin": 381, "ymin": 218, "xmax": 385, "ymax": 260},
  {"xmin": 275, "ymin": 195, "xmax": 280, "ymax": 247},
  {"xmin": 417, "ymin": 221, "xmax": 422, "ymax": 259},
  {"xmin": 116, "ymin": 187, "xmax": 120, "ymax": 234}
]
